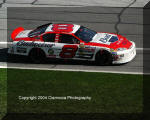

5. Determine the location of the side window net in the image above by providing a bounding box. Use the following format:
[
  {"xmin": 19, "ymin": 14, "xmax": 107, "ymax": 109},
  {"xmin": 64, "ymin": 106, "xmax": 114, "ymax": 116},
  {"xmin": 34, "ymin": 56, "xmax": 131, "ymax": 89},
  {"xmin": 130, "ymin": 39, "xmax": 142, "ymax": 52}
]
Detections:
[
  {"xmin": 59, "ymin": 34, "xmax": 79, "ymax": 44},
  {"xmin": 42, "ymin": 33, "xmax": 55, "ymax": 42}
]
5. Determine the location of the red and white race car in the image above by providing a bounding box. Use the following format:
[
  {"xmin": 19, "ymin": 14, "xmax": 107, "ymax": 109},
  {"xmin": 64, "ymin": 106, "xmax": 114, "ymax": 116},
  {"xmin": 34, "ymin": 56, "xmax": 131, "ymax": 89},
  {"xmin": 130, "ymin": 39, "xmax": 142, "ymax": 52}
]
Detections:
[{"xmin": 8, "ymin": 23, "xmax": 136, "ymax": 65}]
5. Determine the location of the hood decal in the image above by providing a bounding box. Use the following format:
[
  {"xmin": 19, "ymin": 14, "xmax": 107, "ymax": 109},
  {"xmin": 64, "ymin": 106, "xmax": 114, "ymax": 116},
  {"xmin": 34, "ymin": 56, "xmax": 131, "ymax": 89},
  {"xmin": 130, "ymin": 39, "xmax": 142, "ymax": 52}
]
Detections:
[{"xmin": 91, "ymin": 33, "xmax": 117, "ymax": 45}]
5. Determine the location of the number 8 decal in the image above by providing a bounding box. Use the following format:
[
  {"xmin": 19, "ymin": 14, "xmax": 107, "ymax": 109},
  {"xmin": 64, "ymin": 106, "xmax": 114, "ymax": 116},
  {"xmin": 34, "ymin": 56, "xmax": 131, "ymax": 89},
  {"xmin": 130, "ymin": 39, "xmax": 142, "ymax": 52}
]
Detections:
[
  {"xmin": 60, "ymin": 45, "xmax": 78, "ymax": 58},
  {"xmin": 52, "ymin": 24, "xmax": 73, "ymax": 32}
]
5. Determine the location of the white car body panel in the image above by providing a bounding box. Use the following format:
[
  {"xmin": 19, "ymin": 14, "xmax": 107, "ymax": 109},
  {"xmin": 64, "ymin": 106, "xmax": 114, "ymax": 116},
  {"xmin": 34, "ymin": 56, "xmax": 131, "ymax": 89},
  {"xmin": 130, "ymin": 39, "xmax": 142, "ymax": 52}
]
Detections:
[{"xmin": 8, "ymin": 40, "xmax": 136, "ymax": 64}]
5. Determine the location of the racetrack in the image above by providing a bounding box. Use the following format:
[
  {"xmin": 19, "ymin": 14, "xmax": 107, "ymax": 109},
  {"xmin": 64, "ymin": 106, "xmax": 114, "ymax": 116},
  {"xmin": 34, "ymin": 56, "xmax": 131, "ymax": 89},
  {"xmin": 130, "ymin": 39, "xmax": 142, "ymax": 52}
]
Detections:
[{"xmin": 0, "ymin": 6, "xmax": 147, "ymax": 74}]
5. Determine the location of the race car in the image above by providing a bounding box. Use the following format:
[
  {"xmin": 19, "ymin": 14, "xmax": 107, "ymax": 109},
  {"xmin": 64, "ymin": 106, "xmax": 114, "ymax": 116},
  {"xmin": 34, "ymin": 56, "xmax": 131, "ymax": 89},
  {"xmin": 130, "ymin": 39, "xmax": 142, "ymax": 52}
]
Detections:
[{"xmin": 8, "ymin": 23, "xmax": 136, "ymax": 65}]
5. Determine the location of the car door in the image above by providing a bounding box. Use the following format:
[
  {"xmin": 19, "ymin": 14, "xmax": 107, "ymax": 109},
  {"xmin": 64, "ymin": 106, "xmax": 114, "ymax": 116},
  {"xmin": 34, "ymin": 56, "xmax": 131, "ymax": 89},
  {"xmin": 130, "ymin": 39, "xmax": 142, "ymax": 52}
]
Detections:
[
  {"xmin": 41, "ymin": 33, "xmax": 56, "ymax": 58},
  {"xmin": 57, "ymin": 34, "xmax": 80, "ymax": 59}
]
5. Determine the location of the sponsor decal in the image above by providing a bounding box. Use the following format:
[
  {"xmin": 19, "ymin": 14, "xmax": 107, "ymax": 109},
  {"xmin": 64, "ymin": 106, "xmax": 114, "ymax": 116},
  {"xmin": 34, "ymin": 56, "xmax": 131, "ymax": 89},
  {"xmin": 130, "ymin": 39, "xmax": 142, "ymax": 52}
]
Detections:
[
  {"xmin": 79, "ymin": 43, "xmax": 85, "ymax": 48},
  {"xmin": 84, "ymin": 46, "xmax": 96, "ymax": 52},
  {"xmin": 79, "ymin": 46, "xmax": 96, "ymax": 54},
  {"xmin": 99, "ymin": 34, "xmax": 111, "ymax": 43},
  {"xmin": 110, "ymin": 48, "xmax": 117, "ymax": 55},
  {"xmin": 16, "ymin": 40, "xmax": 55, "ymax": 48},
  {"xmin": 78, "ymin": 43, "xmax": 85, "ymax": 55},
  {"xmin": 77, "ymin": 46, "xmax": 95, "ymax": 59},
  {"xmin": 48, "ymin": 48, "xmax": 54, "ymax": 55},
  {"xmin": 16, "ymin": 47, "xmax": 27, "ymax": 53},
  {"xmin": 47, "ymin": 48, "xmax": 56, "ymax": 57}
]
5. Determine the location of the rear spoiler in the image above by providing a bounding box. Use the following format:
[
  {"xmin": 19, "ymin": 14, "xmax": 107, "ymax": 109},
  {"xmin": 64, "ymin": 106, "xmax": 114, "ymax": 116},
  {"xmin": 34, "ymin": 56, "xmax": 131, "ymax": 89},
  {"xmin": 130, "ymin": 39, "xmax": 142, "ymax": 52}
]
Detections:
[{"xmin": 11, "ymin": 27, "xmax": 24, "ymax": 40}]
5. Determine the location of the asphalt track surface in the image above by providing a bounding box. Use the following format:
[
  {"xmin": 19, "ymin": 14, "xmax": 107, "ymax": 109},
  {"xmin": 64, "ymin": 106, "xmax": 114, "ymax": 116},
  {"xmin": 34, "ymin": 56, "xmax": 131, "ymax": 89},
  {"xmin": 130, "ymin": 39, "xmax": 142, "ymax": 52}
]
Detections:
[{"xmin": 0, "ymin": 5, "xmax": 147, "ymax": 74}]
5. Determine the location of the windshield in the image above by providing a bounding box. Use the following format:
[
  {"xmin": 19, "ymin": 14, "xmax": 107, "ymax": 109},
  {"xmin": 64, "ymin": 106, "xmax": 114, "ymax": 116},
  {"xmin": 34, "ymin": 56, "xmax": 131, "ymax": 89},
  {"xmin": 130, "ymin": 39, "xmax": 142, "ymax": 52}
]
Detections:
[
  {"xmin": 109, "ymin": 36, "xmax": 118, "ymax": 42},
  {"xmin": 75, "ymin": 26, "xmax": 97, "ymax": 43},
  {"xmin": 28, "ymin": 23, "xmax": 51, "ymax": 37}
]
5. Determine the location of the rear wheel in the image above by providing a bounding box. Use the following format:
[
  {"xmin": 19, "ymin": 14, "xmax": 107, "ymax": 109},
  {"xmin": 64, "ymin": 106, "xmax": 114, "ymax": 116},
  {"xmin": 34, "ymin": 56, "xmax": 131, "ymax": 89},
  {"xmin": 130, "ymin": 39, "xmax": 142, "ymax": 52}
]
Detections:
[
  {"xmin": 95, "ymin": 50, "xmax": 112, "ymax": 65},
  {"xmin": 29, "ymin": 48, "xmax": 46, "ymax": 63}
]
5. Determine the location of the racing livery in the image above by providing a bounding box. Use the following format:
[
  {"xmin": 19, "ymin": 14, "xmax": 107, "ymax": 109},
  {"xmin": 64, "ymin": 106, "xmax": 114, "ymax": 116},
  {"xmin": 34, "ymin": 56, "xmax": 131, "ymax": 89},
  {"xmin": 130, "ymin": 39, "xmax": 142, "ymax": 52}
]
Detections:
[{"xmin": 8, "ymin": 23, "xmax": 136, "ymax": 65}]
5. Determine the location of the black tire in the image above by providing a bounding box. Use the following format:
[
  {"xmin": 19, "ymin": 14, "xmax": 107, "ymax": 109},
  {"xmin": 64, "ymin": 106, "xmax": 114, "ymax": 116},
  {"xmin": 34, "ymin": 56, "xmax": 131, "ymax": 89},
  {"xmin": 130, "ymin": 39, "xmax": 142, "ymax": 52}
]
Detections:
[
  {"xmin": 95, "ymin": 50, "xmax": 112, "ymax": 65},
  {"xmin": 29, "ymin": 48, "xmax": 46, "ymax": 63}
]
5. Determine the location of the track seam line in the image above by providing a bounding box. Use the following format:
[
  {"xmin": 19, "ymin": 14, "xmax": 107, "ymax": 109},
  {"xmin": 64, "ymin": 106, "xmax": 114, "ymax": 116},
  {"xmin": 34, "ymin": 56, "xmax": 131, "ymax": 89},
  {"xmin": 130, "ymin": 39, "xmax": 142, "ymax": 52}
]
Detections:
[
  {"xmin": 114, "ymin": 0, "xmax": 137, "ymax": 34},
  {"xmin": 31, "ymin": 0, "xmax": 38, "ymax": 5}
]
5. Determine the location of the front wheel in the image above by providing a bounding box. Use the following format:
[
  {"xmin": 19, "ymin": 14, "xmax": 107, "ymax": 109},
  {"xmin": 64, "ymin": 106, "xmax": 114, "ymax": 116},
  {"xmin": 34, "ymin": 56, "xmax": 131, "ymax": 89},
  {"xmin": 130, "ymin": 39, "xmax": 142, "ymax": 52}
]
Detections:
[
  {"xmin": 95, "ymin": 50, "xmax": 113, "ymax": 65},
  {"xmin": 29, "ymin": 48, "xmax": 46, "ymax": 63}
]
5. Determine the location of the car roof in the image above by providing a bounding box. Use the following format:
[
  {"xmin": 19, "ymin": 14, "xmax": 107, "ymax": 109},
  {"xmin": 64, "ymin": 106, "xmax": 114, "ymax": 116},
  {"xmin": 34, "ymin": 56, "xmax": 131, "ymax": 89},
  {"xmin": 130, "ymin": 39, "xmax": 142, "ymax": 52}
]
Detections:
[{"xmin": 45, "ymin": 23, "xmax": 80, "ymax": 34}]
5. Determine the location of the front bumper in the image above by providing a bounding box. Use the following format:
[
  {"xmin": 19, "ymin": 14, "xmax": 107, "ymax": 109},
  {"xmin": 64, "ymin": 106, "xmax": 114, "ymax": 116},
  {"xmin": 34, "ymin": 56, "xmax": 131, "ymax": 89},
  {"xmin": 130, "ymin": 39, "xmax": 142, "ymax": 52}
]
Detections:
[{"xmin": 112, "ymin": 41, "xmax": 136, "ymax": 64}]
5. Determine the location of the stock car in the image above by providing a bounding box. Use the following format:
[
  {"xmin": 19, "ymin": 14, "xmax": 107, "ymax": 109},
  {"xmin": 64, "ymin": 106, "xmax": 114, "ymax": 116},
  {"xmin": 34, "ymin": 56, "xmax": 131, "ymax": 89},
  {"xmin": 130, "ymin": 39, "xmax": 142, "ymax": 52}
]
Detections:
[{"xmin": 8, "ymin": 23, "xmax": 136, "ymax": 65}]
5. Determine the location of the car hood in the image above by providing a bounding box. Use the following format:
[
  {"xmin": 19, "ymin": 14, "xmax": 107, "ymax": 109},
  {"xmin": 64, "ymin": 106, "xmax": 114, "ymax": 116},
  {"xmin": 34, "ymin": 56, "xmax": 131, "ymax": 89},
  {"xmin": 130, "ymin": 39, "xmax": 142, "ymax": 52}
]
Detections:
[{"xmin": 89, "ymin": 32, "xmax": 132, "ymax": 49}]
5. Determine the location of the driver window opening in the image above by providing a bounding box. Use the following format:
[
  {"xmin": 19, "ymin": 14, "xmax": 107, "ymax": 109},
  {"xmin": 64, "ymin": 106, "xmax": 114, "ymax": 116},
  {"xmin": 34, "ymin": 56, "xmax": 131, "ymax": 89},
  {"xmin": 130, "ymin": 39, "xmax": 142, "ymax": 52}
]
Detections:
[
  {"xmin": 59, "ymin": 34, "xmax": 80, "ymax": 44},
  {"xmin": 42, "ymin": 33, "xmax": 56, "ymax": 42}
]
